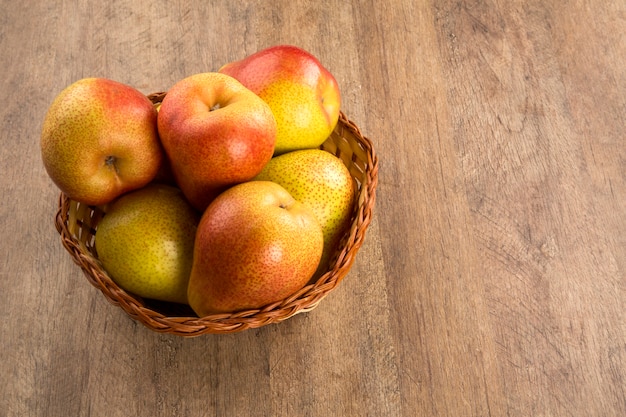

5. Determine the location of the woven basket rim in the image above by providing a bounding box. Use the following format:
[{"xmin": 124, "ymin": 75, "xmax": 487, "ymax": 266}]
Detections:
[{"xmin": 54, "ymin": 92, "xmax": 379, "ymax": 336}]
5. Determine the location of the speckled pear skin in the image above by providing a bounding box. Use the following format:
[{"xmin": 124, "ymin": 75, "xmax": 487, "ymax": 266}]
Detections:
[
  {"xmin": 95, "ymin": 184, "xmax": 200, "ymax": 305},
  {"xmin": 40, "ymin": 78, "xmax": 163, "ymax": 205},
  {"xmin": 188, "ymin": 181, "xmax": 323, "ymax": 316},
  {"xmin": 254, "ymin": 149, "xmax": 355, "ymax": 275},
  {"xmin": 219, "ymin": 45, "xmax": 341, "ymax": 155},
  {"xmin": 157, "ymin": 72, "xmax": 277, "ymax": 212}
]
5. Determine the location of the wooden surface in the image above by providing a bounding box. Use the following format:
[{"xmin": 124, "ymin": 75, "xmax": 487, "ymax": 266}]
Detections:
[{"xmin": 1, "ymin": 1, "xmax": 624, "ymax": 416}]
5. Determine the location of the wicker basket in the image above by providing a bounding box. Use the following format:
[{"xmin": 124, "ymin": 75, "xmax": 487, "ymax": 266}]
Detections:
[{"xmin": 54, "ymin": 92, "xmax": 378, "ymax": 336}]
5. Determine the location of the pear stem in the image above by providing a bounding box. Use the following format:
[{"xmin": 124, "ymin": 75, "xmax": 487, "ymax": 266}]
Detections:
[{"xmin": 105, "ymin": 155, "xmax": 120, "ymax": 174}]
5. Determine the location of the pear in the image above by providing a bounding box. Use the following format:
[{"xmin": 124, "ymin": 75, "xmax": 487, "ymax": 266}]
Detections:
[
  {"xmin": 41, "ymin": 78, "xmax": 163, "ymax": 206},
  {"xmin": 157, "ymin": 72, "xmax": 277, "ymax": 211},
  {"xmin": 219, "ymin": 45, "xmax": 341, "ymax": 155},
  {"xmin": 254, "ymin": 149, "xmax": 355, "ymax": 275},
  {"xmin": 95, "ymin": 184, "xmax": 200, "ymax": 304},
  {"xmin": 188, "ymin": 181, "xmax": 323, "ymax": 315}
]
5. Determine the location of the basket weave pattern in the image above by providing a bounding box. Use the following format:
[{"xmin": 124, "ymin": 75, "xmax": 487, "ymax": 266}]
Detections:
[{"xmin": 54, "ymin": 92, "xmax": 378, "ymax": 336}]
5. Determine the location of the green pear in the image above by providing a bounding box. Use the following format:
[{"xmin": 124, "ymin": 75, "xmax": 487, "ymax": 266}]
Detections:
[
  {"xmin": 254, "ymin": 149, "xmax": 355, "ymax": 275},
  {"xmin": 95, "ymin": 184, "xmax": 200, "ymax": 304}
]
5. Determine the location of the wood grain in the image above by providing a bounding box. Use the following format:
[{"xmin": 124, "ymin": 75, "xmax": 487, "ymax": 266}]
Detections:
[{"xmin": 1, "ymin": 0, "xmax": 624, "ymax": 416}]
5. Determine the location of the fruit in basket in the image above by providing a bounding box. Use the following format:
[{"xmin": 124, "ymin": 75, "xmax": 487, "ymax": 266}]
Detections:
[
  {"xmin": 94, "ymin": 184, "xmax": 199, "ymax": 304},
  {"xmin": 41, "ymin": 78, "xmax": 163, "ymax": 206},
  {"xmin": 187, "ymin": 181, "xmax": 323, "ymax": 315},
  {"xmin": 157, "ymin": 72, "xmax": 277, "ymax": 211},
  {"xmin": 255, "ymin": 149, "xmax": 355, "ymax": 275},
  {"xmin": 219, "ymin": 45, "xmax": 341, "ymax": 155}
]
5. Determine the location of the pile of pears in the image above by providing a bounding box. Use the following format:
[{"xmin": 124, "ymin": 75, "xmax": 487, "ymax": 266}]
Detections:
[{"xmin": 41, "ymin": 45, "xmax": 356, "ymax": 316}]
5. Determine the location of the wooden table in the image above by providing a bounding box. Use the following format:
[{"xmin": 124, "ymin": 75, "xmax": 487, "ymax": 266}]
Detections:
[{"xmin": 2, "ymin": 1, "xmax": 624, "ymax": 415}]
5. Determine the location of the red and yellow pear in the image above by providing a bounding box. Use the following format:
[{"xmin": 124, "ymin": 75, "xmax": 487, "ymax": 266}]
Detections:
[
  {"xmin": 41, "ymin": 78, "xmax": 163, "ymax": 205},
  {"xmin": 188, "ymin": 181, "xmax": 323, "ymax": 315},
  {"xmin": 219, "ymin": 45, "xmax": 341, "ymax": 155},
  {"xmin": 157, "ymin": 72, "xmax": 277, "ymax": 211},
  {"xmin": 255, "ymin": 149, "xmax": 355, "ymax": 275}
]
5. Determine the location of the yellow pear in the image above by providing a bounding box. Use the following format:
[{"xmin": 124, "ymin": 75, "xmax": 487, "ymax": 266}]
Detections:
[
  {"xmin": 254, "ymin": 149, "xmax": 355, "ymax": 275},
  {"xmin": 95, "ymin": 184, "xmax": 200, "ymax": 304}
]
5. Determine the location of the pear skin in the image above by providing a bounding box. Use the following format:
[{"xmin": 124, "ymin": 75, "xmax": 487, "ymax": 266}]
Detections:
[
  {"xmin": 188, "ymin": 181, "xmax": 323, "ymax": 315},
  {"xmin": 157, "ymin": 72, "xmax": 277, "ymax": 211},
  {"xmin": 95, "ymin": 184, "xmax": 199, "ymax": 304},
  {"xmin": 254, "ymin": 149, "xmax": 355, "ymax": 276},
  {"xmin": 41, "ymin": 78, "xmax": 163, "ymax": 205},
  {"xmin": 219, "ymin": 45, "xmax": 341, "ymax": 155}
]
